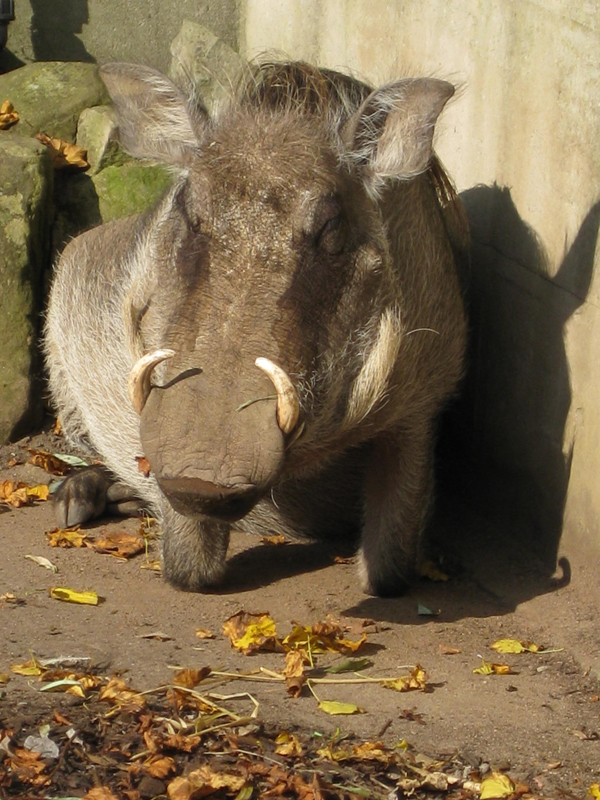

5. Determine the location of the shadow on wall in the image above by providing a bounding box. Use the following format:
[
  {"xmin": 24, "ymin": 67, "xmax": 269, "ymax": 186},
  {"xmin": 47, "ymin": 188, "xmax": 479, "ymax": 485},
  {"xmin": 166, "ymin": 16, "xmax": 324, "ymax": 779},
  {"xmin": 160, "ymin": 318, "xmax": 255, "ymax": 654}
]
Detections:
[
  {"xmin": 31, "ymin": 0, "xmax": 94, "ymax": 62},
  {"xmin": 445, "ymin": 186, "xmax": 600, "ymax": 576}
]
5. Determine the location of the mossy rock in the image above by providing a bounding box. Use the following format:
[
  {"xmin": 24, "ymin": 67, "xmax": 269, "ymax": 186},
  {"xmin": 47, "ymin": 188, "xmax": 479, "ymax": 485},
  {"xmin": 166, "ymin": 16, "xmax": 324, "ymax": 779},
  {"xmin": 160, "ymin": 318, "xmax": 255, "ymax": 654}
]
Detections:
[
  {"xmin": 93, "ymin": 162, "xmax": 173, "ymax": 222},
  {"xmin": 0, "ymin": 61, "xmax": 109, "ymax": 142}
]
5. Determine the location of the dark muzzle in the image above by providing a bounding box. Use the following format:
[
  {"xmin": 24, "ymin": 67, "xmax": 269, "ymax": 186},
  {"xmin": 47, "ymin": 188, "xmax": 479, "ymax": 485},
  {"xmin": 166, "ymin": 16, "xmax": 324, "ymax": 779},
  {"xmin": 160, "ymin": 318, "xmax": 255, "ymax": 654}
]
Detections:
[{"xmin": 158, "ymin": 476, "xmax": 260, "ymax": 521}]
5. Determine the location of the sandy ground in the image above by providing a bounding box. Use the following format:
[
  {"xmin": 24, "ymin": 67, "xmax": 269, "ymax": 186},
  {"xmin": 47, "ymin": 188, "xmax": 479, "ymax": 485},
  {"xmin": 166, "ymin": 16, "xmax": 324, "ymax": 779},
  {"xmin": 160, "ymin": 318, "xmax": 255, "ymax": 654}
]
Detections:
[{"xmin": 1, "ymin": 428, "xmax": 600, "ymax": 797}]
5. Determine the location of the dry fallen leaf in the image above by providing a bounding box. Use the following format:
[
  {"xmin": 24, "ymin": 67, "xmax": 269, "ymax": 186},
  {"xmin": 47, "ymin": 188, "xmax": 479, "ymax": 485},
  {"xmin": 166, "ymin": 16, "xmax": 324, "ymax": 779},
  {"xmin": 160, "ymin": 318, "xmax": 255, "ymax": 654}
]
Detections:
[
  {"xmin": 36, "ymin": 132, "xmax": 89, "ymax": 170},
  {"xmin": 194, "ymin": 628, "xmax": 215, "ymax": 639},
  {"xmin": 0, "ymin": 673, "xmax": 10, "ymax": 684},
  {"xmin": 588, "ymin": 783, "xmax": 600, "ymax": 800},
  {"xmin": 83, "ymin": 788, "xmax": 120, "ymax": 800},
  {"xmin": 473, "ymin": 660, "xmax": 515, "ymax": 675},
  {"xmin": 172, "ymin": 667, "xmax": 211, "ymax": 689},
  {"xmin": 167, "ymin": 765, "xmax": 245, "ymax": 799},
  {"xmin": 283, "ymin": 620, "xmax": 366, "ymax": 655},
  {"xmin": 52, "ymin": 417, "xmax": 63, "ymax": 436},
  {"xmin": 0, "ymin": 480, "xmax": 31, "ymax": 507},
  {"xmin": 99, "ymin": 677, "xmax": 146, "ymax": 711},
  {"xmin": 317, "ymin": 699, "xmax": 362, "ymax": 715},
  {"xmin": 439, "ymin": 644, "xmax": 461, "ymax": 655},
  {"xmin": 49, "ymin": 587, "xmax": 99, "ymax": 605},
  {"xmin": 25, "ymin": 554, "xmax": 58, "ymax": 572},
  {"xmin": 223, "ymin": 610, "xmax": 281, "ymax": 654},
  {"xmin": 274, "ymin": 731, "xmax": 304, "ymax": 757},
  {"xmin": 27, "ymin": 449, "xmax": 71, "ymax": 476},
  {"xmin": 383, "ymin": 665, "xmax": 429, "ymax": 692},
  {"xmin": 46, "ymin": 527, "xmax": 88, "ymax": 547},
  {"xmin": 490, "ymin": 638, "xmax": 542, "ymax": 654},
  {"xmin": 87, "ymin": 530, "xmax": 145, "ymax": 559},
  {"xmin": 260, "ymin": 533, "xmax": 287, "ymax": 545},
  {"xmin": 480, "ymin": 771, "xmax": 516, "ymax": 799},
  {"xmin": 0, "ymin": 99, "xmax": 19, "ymax": 129},
  {"xmin": 10, "ymin": 657, "xmax": 46, "ymax": 677},
  {"xmin": 283, "ymin": 649, "xmax": 307, "ymax": 697}
]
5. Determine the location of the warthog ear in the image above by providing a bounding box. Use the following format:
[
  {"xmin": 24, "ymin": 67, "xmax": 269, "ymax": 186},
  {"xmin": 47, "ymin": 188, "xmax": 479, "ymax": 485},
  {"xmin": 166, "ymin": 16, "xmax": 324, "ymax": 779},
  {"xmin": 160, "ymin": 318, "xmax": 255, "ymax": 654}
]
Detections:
[
  {"xmin": 343, "ymin": 78, "xmax": 454, "ymax": 186},
  {"xmin": 100, "ymin": 63, "xmax": 208, "ymax": 166}
]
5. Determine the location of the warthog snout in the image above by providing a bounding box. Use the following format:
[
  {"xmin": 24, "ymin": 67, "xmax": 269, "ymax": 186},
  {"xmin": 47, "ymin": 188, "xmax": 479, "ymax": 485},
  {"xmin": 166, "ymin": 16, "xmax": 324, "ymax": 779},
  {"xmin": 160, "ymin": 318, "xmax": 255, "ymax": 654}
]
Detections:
[{"xmin": 158, "ymin": 477, "xmax": 260, "ymax": 521}]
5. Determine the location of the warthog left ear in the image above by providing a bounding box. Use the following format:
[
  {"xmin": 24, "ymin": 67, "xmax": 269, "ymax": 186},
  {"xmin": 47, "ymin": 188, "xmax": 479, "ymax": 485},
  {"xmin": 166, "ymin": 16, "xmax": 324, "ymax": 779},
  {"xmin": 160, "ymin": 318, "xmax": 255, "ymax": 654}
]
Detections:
[
  {"xmin": 343, "ymin": 78, "xmax": 454, "ymax": 186},
  {"xmin": 100, "ymin": 63, "xmax": 208, "ymax": 166}
]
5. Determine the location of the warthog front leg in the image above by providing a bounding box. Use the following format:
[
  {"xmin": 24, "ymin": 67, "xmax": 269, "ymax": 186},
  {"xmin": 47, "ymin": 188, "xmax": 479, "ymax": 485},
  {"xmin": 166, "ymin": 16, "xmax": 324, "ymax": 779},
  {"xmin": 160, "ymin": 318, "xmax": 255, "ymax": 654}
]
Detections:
[
  {"xmin": 359, "ymin": 423, "xmax": 434, "ymax": 596},
  {"xmin": 159, "ymin": 501, "xmax": 230, "ymax": 591},
  {"xmin": 53, "ymin": 465, "xmax": 144, "ymax": 528}
]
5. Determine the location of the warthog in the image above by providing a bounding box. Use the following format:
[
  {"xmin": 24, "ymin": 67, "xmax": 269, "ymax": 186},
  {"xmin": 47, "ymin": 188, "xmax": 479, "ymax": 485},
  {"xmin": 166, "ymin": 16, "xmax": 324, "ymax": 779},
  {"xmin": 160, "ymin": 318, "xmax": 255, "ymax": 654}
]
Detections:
[{"xmin": 44, "ymin": 61, "xmax": 467, "ymax": 596}]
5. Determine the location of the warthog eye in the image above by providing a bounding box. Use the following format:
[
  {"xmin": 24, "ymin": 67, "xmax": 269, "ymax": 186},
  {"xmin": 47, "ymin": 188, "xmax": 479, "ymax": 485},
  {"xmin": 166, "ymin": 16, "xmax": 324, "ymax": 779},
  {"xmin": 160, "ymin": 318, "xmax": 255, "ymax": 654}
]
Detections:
[{"xmin": 317, "ymin": 214, "xmax": 346, "ymax": 256}]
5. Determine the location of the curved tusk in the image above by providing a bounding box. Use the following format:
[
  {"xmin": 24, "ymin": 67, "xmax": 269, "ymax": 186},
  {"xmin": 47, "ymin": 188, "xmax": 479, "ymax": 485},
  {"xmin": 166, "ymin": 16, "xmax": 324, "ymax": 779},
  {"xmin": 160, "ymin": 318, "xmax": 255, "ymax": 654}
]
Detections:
[
  {"xmin": 255, "ymin": 357, "xmax": 300, "ymax": 435},
  {"xmin": 128, "ymin": 349, "xmax": 175, "ymax": 414}
]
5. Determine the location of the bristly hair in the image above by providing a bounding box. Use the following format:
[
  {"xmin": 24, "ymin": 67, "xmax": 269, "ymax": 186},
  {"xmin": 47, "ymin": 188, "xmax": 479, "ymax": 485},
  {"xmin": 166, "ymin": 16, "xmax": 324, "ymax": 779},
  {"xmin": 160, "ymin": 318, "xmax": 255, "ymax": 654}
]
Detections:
[{"xmin": 238, "ymin": 60, "xmax": 373, "ymax": 129}]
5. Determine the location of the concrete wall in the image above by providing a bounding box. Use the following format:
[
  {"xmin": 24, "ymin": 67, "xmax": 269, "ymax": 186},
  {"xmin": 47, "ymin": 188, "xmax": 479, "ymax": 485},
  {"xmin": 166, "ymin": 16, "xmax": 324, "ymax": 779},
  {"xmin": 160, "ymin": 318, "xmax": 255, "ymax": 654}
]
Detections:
[
  {"xmin": 242, "ymin": 1, "xmax": 600, "ymax": 565},
  {"xmin": 0, "ymin": 0, "xmax": 239, "ymax": 73}
]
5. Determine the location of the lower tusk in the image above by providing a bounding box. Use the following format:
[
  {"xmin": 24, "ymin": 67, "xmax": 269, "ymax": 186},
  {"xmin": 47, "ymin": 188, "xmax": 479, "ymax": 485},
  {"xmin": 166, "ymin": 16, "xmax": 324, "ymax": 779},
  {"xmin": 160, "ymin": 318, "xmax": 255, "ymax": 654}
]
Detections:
[
  {"xmin": 255, "ymin": 357, "xmax": 300, "ymax": 434},
  {"xmin": 128, "ymin": 349, "xmax": 175, "ymax": 414}
]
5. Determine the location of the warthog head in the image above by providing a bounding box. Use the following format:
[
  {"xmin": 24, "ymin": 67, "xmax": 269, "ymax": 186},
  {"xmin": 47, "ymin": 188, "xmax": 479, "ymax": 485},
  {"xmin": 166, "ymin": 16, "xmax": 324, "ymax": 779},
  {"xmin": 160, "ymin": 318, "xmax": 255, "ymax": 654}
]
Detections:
[{"xmin": 102, "ymin": 62, "xmax": 455, "ymax": 525}]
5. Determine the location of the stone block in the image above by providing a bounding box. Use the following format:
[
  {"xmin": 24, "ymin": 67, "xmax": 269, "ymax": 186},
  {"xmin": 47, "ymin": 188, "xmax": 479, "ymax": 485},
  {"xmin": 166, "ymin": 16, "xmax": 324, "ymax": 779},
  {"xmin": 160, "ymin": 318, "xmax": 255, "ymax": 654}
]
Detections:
[
  {"xmin": 0, "ymin": 135, "xmax": 53, "ymax": 443},
  {"xmin": 0, "ymin": 61, "xmax": 109, "ymax": 142},
  {"xmin": 170, "ymin": 20, "xmax": 245, "ymax": 111},
  {"xmin": 76, "ymin": 105, "xmax": 128, "ymax": 175}
]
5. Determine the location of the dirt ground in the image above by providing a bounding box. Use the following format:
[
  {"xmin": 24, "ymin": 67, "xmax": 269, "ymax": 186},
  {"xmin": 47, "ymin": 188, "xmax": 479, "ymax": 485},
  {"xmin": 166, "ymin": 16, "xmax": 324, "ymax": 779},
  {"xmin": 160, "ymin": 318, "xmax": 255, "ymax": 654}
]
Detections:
[{"xmin": 1, "ymin": 425, "xmax": 600, "ymax": 799}]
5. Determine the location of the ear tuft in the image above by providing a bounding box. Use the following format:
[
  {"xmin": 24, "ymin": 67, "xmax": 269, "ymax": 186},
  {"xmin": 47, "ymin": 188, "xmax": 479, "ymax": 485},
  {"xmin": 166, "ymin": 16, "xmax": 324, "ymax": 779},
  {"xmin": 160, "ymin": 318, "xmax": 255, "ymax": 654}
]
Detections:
[
  {"xmin": 100, "ymin": 63, "xmax": 208, "ymax": 166},
  {"xmin": 344, "ymin": 78, "xmax": 454, "ymax": 185}
]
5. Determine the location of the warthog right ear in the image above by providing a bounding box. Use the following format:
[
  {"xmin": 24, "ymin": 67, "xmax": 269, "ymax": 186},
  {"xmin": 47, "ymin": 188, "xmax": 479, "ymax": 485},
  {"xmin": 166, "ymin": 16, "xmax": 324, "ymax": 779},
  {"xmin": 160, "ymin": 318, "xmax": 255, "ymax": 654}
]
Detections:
[
  {"xmin": 100, "ymin": 63, "xmax": 208, "ymax": 166},
  {"xmin": 343, "ymin": 78, "xmax": 454, "ymax": 189}
]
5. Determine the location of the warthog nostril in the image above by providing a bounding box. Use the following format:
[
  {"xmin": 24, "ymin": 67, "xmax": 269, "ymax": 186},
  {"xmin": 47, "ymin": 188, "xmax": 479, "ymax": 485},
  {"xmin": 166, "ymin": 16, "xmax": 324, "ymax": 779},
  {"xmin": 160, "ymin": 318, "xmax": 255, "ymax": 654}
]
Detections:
[{"xmin": 158, "ymin": 476, "xmax": 260, "ymax": 521}]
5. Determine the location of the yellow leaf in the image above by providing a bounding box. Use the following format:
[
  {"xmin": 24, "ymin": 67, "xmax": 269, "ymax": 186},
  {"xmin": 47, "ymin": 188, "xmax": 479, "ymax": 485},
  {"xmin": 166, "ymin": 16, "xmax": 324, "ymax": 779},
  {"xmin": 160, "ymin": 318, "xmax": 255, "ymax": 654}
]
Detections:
[
  {"xmin": 49, "ymin": 587, "xmax": 99, "ymax": 605},
  {"xmin": 26, "ymin": 484, "xmax": 50, "ymax": 501},
  {"xmin": 318, "ymin": 700, "xmax": 362, "ymax": 715},
  {"xmin": 11, "ymin": 657, "xmax": 45, "ymax": 677},
  {"xmin": 0, "ymin": 99, "xmax": 18, "ymax": 129},
  {"xmin": 0, "ymin": 673, "xmax": 10, "ymax": 684},
  {"xmin": 383, "ymin": 665, "xmax": 429, "ymax": 692},
  {"xmin": 222, "ymin": 610, "xmax": 280, "ymax": 654},
  {"xmin": 275, "ymin": 732, "xmax": 304, "ymax": 757},
  {"xmin": 46, "ymin": 528, "xmax": 88, "ymax": 547},
  {"xmin": 194, "ymin": 628, "xmax": 214, "ymax": 639},
  {"xmin": 0, "ymin": 480, "xmax": 31, "ymax": 507},
  {"xmin": 99, "ymin": 677, "xmax": 146, "ymax": 710},
  {"xmin": 491, "ymin": 638, "xmax": 541, "ymax": 654},
  {"xmin": 473, "ymin": 660, "xmax": 514, "ymax": 675},
  {"xmin": 283, "ymin": 621, "xmax": 366, "ymax": 655},
  {"xmin": 480, "ymin": 772, "xmax": 516, "ymax": 799},
  {"xmin": 260, "ymin": 534, "xmax": 287, "ymax": 545},
  {"xmin": 588, "ymin": 784, "xmax": 600, "ymax": 800},
  {"xmin": 352, "ymin": 741, "xmax": 393, "ymax": 763}
]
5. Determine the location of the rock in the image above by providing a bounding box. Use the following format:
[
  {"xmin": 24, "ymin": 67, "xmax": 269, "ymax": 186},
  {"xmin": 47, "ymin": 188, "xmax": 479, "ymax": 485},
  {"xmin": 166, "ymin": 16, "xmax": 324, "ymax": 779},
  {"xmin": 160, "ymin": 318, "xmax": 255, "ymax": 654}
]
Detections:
[
  {"xmin": 0, "ymin": 61, "xmax": 109, "ymax": 142},
  {"xmin": 92, "ymin": 161, "xmax": 173, "ymax": 223},
  {"xmin": 76, "ymin": 105, "xmax": 128, "ymax": 175},
  {"xmin": 169, "ymin": 20, "xmax": 245, "ymax": 111},
  {"xmin": 0, "ymin": 135, "xmax": 53, "ymax": 443},
  {"xmin": 52, "ymin": 161, "xmax": 173, "ymax": 253}
]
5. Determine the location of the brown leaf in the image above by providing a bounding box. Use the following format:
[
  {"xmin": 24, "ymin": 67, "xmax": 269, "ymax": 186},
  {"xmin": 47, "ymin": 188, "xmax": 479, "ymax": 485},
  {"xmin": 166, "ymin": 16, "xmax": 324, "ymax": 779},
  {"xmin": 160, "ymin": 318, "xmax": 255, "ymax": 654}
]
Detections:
[
  {"xmin": 87, "ymin": 530, "xmax": 145, "ymax": 559},
  {"xmin": 46, "ymin": 527, "xmax": 88, "ymax": 547},
  {"xmin": 439, "ymin": 644, "xmax": 461, "ymax": 655},
  {"xmin": 27, "ymin": 449, "xmax": 71, "ymax": 475},
  {"xmin": 283, "ymin": 650, "xmax": 306, "ymax": 698},
  {"xmin": 146, "ymin": 756, "xmax": 177, "ymax": 779},
  {"xmin": 136, "ymin": 456, "xmax": 151, "ymax": 477},
  {"xmin": 194, "ymin": 628, "xmax": 215, "ymax": 639},
  {"xmin": 99, "ymin": 677, "xmax": 146, "ymax": 711},
  {"xmin": 172, "ymin": 667, "xmax": 211, "ymax": 688},
  {"xmin": 260, "ymin": 533, "xmax": 287, "ymax": 545},
  {"xmin": 83, "ymin": 789, "xmax": 120, "ymax": 800},
  {"xmin": 274, "ymin": 731, "xmax": 304, "ymax": 757},
  {"xmin": 167, "ymin": 765, "xmax": 245, "ymax": 799},
  {"xmin": 53, "ymin": 417, "xmax": 63, "ymax": 436},
  {"xmin": 37, "ymin": 132, "xmax": 89, "ymax": 170},
  {"xmin": 0, "ymin": 99, "xmax": 19, "ymax": 129}
]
